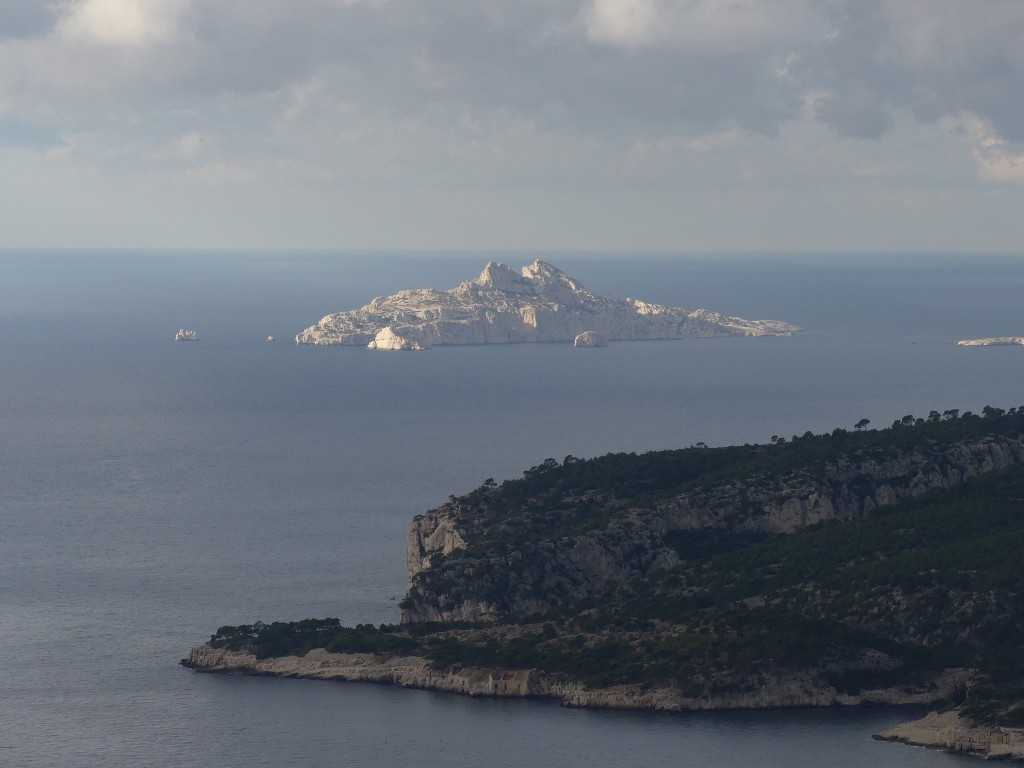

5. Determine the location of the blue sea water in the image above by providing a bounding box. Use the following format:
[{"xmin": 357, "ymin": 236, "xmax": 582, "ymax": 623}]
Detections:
[{"xmin": 2, "ymin": 250, "xmax": 1020, "ymax": 767}]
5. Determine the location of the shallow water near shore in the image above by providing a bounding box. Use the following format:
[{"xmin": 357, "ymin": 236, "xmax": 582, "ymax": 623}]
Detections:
[{"xmin": 2, "ymin": 250, "xmax": 1019, "ymax": 767}]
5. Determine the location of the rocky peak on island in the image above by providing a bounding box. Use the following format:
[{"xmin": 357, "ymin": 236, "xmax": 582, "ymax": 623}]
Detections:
[
  {"xmin": 295, "ymin": 260, "xmax": 800, "ymax": 349},
  {"xmin": 465, "ymin": 261, "xmax": 534, "ymax": 294}
]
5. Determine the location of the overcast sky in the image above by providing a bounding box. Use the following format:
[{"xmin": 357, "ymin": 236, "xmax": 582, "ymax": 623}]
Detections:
[{"xmin": 2, "ymin": 0, "xmax": 1023, "ymax": 251}]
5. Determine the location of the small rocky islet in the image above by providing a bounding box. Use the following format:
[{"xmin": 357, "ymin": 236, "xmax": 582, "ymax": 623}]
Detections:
[
  {"xmin": 957, "ymin": 337, "xmax": 1024, "ymax": 347},
  {"xmin": 185, "ymin": 408, "xmax": 1024, "ymax": 761}
]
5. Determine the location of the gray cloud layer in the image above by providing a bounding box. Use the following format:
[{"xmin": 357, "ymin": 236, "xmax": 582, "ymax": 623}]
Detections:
[
  {"xmin": 7, "ymin": 1, "xmax": 1019, "ymax": 136},
  {"xmin": 1, "ymin": 0, "xmax": 1023, "ymax": 249}
]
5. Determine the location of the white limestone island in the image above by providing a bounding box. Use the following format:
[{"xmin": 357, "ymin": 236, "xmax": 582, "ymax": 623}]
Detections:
[
  {"xmin": 295, "ymin": 260, "xmax": 800, "ymax": 350},
  {"xmin": 957, "ymin": 337, "xmax": 1024, "ymax": 347}
]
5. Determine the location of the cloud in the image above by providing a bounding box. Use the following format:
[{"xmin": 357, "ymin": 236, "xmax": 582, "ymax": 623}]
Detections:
[
  {"xmin": 6, "ymin": 0, "xmax": 1017, "ymax": 144},
  {"xmin": 813, "ymin": 80, "xmax": 892, "ymax": 139},
  {"xmin": 583, "ymin": 0, "xmax": 661, "ymax": 48},
  {"xmin": 0, "ymin": 115, "xmax": 62, "ymax": 148},
  {"xmin": 169, "ymin": 130, "xmax": 206, "ymax": 160},
  {"xmin": 582, "ymin": 0, "xmax": 837, "ymax": 51},
  {"xmin": 976, "ymin": 148, "xmax": 1024, "ymax": 184},
  {"xmin": 1, "ymin": 0, "xmax": 1024, "ymax": 250},
  {"xmin": 57, "ymin": 0, "xmax": 192, "ymax": 47},
  {"xmin": 950, "ymin": 113, "xmax": 1024, "ymax": 184},
  {"xmin": 172, "ymin": 160, "xmax": 257, "ymax": 186},
  {"xmin": 0, "ymin": 1, "xmax": 58, "ymax": 40},
  {"xmin": 804, "ymin": 1, "xmax": 1024, "ymax": 141}
]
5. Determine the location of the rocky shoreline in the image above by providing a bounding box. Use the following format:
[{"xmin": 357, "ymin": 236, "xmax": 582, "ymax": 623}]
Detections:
[
  {"xmin": 875, "ymin": 710, "xmax": 1024, "ymax": 760},
  {"xmin": 184, "ymin": 643, "xmax": 972, "ymax": 717},
  {"xmin": 183, "ymin": 645, "xmax": 547, "ymax": 698},
  {"xmin": 183, "ymin": 646, "xmax": 1021, "ymax": 759}
]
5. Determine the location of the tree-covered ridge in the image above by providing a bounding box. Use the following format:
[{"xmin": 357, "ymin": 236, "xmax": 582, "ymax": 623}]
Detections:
[
  {"xmin": 449, "ymin": 405, "xmax": 1024, "ymax": 544},
  {"xmin": 208, "ymin": 619, "xmax": 417, "ymax": 659},
  {"xmin": 402, "ymin": 406, "xmax": 1024, "ymax": 624},
  {"xmin": 206, "ymin": 406, "xmax": 1024, "ymax": 725}
]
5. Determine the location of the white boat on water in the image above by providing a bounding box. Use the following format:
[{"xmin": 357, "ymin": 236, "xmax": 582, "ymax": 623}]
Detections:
[
  {"xmin": 266, "ymin": 336, "xmax": 275, "ymax": 343},
  {"xmin": 175, "ymin": 329, "xmax": 199, "ymax": 341}
]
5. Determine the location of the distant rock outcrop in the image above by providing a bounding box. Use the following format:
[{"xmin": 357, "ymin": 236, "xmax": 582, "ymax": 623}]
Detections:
[
  {"xmin": 295, "ymin": 260, "xmax": 799, "ymax": 349},
  {"xmin": 574, "ymin": 331, "xmax": 607, "ymax": 348},
  {"xmin": 957, "ymin": 337, "xmax": 1024, "ymax": 347},
  {"xmin": 875, "ymin": 710, "xmax": 1024, "ymax": 760}
]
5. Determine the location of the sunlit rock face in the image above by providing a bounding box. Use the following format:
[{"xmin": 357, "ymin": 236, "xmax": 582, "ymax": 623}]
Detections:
[
  {"xmin": 295, "ymin": 260, "xmax": 800, "ymax": 349},
  {"xmin": 574, "ymin": 331, "xmax": 607, "ymax": 347},
  {"xmin": 956, "ymin": 337, "xmax": 1024, "ymax": 347}
]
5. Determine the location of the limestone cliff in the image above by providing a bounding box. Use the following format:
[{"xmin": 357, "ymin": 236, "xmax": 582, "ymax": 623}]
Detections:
[
  {"xmin": 876, "ymin": 710, "xmax": 1024, "ymax": 760},
  {"xmin": 295, "ymin": 260, "xmax": 799, "ymax": 349},
  {"xmin": 182, "ymin": 644, "xmax": 965, "ymax": 713},
  {"xmin": 183, "ymin": 645, "xmax": 546, "ymax": 698},
  {"xmin": 403, "ymin": 434, "xmax": 1024, "ymax": 623}
]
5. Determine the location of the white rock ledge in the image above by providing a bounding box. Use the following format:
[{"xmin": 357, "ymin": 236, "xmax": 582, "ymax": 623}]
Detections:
[
  {"xmin": 184, "ymin": 645, "xmax": 1015, "ymax": 760},
  {"xmin": 183, "ymin": 644, "xmax": 965, "ymax": 717},
  {"xmin": 956, "ymin": 337, "xmax": 1024, "ymax": 347},
  {"xmin": 875, "ymin": 710, "xmax": 1024, "ymax": 761},
  {"xmin": 295, "ymin": 260, "xmax": 800, "ymax": 350}
]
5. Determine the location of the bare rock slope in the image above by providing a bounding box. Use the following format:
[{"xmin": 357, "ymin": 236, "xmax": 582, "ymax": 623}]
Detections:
[
  {"xmin": 295, "ymin": 260, "xmax": 799, "ymax": 349},
  {"xmin": 876, "ymin": 710, "xmax": 1024, "ymax": 760}
]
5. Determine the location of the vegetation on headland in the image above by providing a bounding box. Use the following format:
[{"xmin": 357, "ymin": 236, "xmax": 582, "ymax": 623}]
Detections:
[
  {"xmin": 209, "ymin": 619, "xmax": 417, "ymax": 659},
  {"xmin": 428, "ymin": 405, "xmax": 1023, "ymax": 553},
  {"xmin": 205, "ymin": 406, "xmax": 1024, "ymax": 726}
]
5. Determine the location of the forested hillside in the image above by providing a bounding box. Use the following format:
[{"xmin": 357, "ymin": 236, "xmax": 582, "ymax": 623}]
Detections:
[{"xmin": 205, "ymin": 407, "xmax": 1024, "ymax": 725}]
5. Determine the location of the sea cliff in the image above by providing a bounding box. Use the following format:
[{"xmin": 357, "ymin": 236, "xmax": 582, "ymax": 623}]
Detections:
[
  {"xmin": 182, "ymin": 645, "xmax": 968, "ymax": 713},
  {"xmin": 183, "ymin": 645, "xmax": 544, "ymax": 697}
]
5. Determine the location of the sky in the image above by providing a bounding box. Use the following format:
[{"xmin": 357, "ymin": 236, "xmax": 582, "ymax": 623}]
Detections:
[{"xmin": 1, "ymin": 0, "xmax": 1023, "ymax": 252}]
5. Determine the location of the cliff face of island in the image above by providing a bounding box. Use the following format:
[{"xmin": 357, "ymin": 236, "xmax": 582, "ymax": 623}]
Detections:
[
  {"xmin": 185, "ymin": 408, "xmax": 1024, "ymax": 761},
  {"xmin": 294, "ymin": 260, "xmax": 799, "ymax": 349}
]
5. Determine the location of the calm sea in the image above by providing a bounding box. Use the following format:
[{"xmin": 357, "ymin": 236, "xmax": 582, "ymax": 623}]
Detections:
[{"xmin": 3, "ymin": 250, "xmax": 1019, "ymax": 767}]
